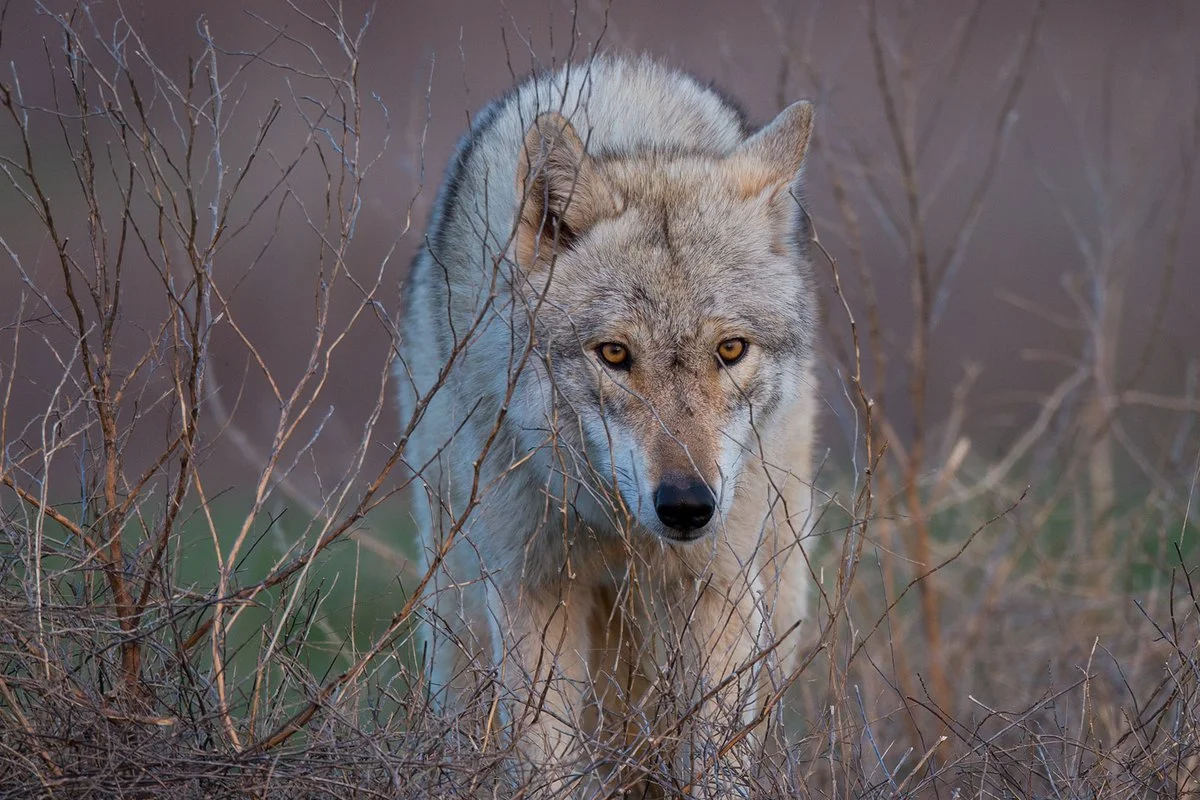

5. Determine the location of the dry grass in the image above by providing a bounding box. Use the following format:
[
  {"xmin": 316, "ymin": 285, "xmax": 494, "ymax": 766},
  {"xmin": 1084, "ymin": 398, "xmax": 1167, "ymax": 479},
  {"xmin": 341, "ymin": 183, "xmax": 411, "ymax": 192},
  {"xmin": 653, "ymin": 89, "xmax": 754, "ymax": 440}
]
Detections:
[{"xmin": 0, "ymin": 2, "xmax": 1197, "ymax": 797}]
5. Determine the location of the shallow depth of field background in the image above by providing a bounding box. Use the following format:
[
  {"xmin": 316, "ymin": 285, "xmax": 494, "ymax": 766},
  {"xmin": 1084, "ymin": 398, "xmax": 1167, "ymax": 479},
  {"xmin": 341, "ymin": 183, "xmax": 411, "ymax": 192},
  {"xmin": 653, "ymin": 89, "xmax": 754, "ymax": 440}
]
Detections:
[
  {"xmin": 1, "ymin": 0, "xmax": 1198, "ymax": 795},
  {"xmin": 4, "ymin": 0, "xmax": 1196, "ymax": 476}
]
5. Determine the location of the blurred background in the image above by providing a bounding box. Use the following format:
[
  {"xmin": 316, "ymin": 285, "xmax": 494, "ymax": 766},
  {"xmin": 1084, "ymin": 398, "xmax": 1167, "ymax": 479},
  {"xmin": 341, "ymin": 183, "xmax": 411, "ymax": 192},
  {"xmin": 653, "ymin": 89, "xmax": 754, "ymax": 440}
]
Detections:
[
  {"xmin": 1, "ymin": 1, "xmax": 1198, "ymax": 792},
  {"xmin": 3, "ymin": 0, "xmax": 1196, "ymax": 482}
]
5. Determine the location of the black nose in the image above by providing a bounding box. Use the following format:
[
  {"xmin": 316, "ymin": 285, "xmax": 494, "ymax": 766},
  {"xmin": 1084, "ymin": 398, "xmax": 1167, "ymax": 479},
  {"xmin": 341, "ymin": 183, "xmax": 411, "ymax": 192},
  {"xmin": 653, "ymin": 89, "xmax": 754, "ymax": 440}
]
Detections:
[{"xmin": 654, "ymin": 477, "xmax": 715, "ymax": 537}]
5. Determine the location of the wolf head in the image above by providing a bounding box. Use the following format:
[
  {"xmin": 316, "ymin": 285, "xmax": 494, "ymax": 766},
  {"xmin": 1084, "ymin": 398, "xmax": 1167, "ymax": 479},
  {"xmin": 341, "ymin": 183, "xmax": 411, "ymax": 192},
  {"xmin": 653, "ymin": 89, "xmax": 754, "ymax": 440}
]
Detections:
[{"xmin": 506, "ymin": 102, "xmax": 816, "ymax": 543}]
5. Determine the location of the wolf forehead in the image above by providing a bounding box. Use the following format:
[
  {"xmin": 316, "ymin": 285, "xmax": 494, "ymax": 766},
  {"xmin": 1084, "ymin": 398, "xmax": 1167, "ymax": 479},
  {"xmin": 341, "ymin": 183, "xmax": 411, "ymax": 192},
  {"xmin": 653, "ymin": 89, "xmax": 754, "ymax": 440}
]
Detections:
[
  {"xmin": 537, "ymin": 199, "xmax": 815, "ymax": 353},
  {"xmin": 528, "ymin": 141, "xmax": 816, "ymax": 334},
  {"xmin": 547, "ymin": 275, "xmax": 812, "ymax": 354}
]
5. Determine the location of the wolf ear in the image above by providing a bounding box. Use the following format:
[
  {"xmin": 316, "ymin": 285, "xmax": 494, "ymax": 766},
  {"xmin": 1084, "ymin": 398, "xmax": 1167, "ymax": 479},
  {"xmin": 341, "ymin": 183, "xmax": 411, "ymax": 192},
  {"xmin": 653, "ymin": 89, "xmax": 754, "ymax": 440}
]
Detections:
[
  {"xmin": 730, "ymin": 101, "xmax": 814, "ymax": 252},
  {"xmin": 730, "ymin": 101, "xmax": 814, "ymax": 197},
  {"xmin": 515, "ymin": 112, "xmax": 619, "ymax": 271}
]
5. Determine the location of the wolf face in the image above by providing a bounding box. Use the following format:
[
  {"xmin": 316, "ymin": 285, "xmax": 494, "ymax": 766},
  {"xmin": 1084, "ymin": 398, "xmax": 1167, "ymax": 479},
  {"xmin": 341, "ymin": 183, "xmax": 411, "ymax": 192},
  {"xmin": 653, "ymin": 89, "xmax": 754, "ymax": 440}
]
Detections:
[{"xmin": 508, "ymin": 104, "xmax": 816, "ymax": 543}]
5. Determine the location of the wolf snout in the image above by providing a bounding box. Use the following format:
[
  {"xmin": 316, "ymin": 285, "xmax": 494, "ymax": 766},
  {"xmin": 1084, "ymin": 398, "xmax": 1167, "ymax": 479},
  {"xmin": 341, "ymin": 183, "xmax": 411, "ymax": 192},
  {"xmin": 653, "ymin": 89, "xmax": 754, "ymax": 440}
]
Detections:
[{"xmin": 653, "ymin": 475, "xmax": 716, "ymax": 538}]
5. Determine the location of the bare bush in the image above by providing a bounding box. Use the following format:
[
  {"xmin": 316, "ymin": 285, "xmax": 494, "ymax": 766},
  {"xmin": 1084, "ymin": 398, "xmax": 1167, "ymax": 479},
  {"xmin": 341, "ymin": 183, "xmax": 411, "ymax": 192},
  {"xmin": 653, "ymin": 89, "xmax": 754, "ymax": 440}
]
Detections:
[
  {"xmin": 0, "ymin": 2, "xmax": 430, "ymax": 793},
  {"xmin": 770, "ymin": 0, "xmax": 1200, "ymax": 795},
  {"xmin": 0, "ymin": 1, "xmax": 1196, "ymax": 798}
]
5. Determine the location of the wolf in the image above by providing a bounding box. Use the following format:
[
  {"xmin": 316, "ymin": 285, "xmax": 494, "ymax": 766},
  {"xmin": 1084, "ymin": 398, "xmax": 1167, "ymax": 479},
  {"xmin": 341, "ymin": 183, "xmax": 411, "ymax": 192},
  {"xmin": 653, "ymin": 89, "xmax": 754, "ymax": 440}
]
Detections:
[{"xmin": 396, "ymin": 54, "xmax": 819, "ymax": 793}]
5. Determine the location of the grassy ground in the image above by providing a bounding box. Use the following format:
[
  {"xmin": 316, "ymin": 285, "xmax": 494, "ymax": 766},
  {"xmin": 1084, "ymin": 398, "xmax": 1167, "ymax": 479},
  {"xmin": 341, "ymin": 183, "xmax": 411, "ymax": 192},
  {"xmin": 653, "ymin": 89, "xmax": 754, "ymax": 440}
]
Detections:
[{"xmin": 1, "ymin": 2, "xmax": 1197, "ymax": 796}]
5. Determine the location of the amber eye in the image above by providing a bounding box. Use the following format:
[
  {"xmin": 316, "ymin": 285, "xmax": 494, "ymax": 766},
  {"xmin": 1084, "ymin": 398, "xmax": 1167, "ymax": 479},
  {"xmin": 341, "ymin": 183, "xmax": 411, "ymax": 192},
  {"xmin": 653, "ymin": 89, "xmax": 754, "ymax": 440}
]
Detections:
[
  {"xmin": 597, "ymin": 342, "xmax": 630, "ymax": 369},
  {"xmin": 717, "ymin": 338, "xmax": 747, "ymax": 366}
]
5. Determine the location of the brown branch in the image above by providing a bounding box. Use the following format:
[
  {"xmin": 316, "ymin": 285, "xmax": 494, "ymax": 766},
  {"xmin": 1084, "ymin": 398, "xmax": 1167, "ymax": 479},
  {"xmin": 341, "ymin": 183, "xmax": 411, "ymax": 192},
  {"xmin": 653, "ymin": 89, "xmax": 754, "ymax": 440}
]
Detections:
[{"xmin": 2, "ymin": 473, "xmax": 98, "ymax": 553}]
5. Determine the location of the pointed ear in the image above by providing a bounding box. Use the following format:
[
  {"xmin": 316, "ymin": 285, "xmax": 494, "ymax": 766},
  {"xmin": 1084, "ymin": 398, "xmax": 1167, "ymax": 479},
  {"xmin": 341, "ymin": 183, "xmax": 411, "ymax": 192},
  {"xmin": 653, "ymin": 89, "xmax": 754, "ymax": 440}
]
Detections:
[
  {"xmin": 515, "ymin": 112, "xmax": 619, "ymax": 271},
  {"xmin": 729, "ymin": 101, "xmax": 814, "ymax": 198}
]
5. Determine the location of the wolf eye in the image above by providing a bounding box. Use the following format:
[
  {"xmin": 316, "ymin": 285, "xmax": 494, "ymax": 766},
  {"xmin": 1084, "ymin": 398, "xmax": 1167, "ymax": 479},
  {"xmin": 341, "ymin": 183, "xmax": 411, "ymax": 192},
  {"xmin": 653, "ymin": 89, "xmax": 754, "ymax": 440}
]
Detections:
[
  {"xmin": 597, "ymin": 342, "xmax": 631, "ymax": 369},
  {"xmin": 717, "ymin": 338, "xmax": 748, "ymax": 366}
]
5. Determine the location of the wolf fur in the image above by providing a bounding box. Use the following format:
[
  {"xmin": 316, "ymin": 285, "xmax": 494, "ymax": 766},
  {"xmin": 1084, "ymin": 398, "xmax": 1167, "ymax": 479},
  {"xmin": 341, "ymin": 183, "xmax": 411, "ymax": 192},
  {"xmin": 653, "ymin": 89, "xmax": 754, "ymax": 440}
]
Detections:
[{"xmin": 396, "ymin": 54, "xmax": 819, "ymax": 792}]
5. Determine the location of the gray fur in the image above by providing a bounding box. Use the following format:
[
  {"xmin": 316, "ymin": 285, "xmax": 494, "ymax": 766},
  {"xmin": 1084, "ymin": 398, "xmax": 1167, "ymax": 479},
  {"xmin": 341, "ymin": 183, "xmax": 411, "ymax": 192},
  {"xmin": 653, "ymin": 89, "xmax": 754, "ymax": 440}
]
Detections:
[{"xmin": 396, "ymin": 54, "xmax": 819, "ymax": 792}]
